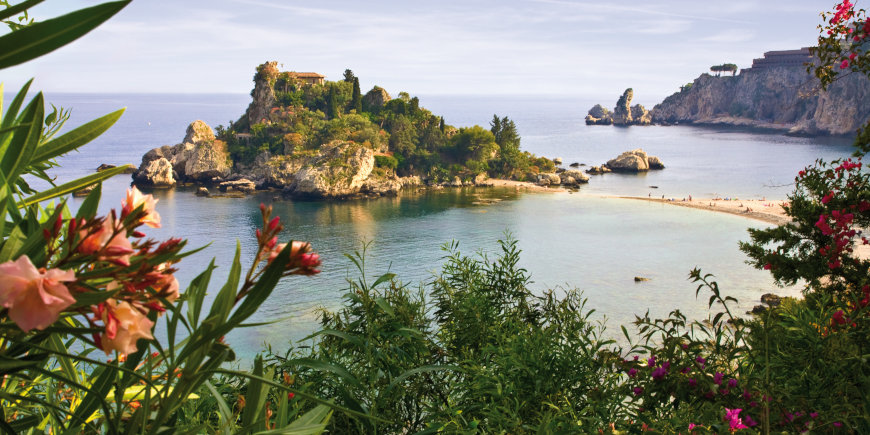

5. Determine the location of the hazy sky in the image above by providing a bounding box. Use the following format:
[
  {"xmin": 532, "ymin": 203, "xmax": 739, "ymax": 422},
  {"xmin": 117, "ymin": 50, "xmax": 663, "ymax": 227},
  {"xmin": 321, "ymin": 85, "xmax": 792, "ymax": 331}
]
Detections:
[{"xmin": 5, "ymin": 0, "xmax": 832, "ymax": 104}]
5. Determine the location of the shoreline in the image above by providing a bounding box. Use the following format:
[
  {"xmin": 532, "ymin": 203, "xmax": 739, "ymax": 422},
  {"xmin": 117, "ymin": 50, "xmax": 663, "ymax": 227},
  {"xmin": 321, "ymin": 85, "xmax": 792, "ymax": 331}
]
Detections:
[{"xmin": 613, "ymin": 196, "xmax": 792, "ymax": 226}]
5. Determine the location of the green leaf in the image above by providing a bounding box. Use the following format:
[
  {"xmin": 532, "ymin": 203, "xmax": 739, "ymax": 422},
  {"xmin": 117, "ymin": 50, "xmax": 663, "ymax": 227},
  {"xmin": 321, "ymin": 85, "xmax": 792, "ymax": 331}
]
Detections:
[
  {"xmin": 33, "ymin": 108, "xmax": 124, "ymax": 163},
  {"xmin": 0, "ymin": 79, "xmax": 32, "ymax": 131},
  {"xmin": 241, "ymin": 357, "xmax": 269, "ymax": 431},
  {"xmin": 372, "ymin": 272, "xmax": 396, "ymax": 288},
  {"xmin": 0, "ymin": 0, "xmax": 44, "ymax": 22},
  {"xmin": 18, "ymin": 164, "xmax": 131, "ymax": 207},
  {"xmin": 186, "ymin": 259, "xmax": 215, "ymax": 327},
  {"xmin": 284, "ymin": 358, "xmax": 362, "ymax": 389},
  {"xmin": 204, "ymin": 381, "xmax": 234, "ymax": 435},
  {"xmin": 385, "ymin": 365, "xmax": 457, "ymax": 394},
  {"xmin": 0, "ymin": 1, "xmax": 131, "ymax": 69},
  {"xmin": 0, "ymin": 92, "xmax": 42, "ymax": 185},
  {"xmin": 226, "ymin": 243, "xmax": 291, "ymax": 326},
  {"xmin": 374, "ymin": 297, "xmax": 395, "ymax": 317},
  {"xmin": 62, "ymin": 365, "xmax": 114, "ymax": 434}
]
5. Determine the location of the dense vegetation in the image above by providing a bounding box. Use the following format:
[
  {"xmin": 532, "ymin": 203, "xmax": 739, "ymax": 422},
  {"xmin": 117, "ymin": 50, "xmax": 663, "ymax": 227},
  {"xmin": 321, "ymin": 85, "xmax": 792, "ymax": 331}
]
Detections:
[{"xmin": 217, "ymin": 67, "xmax": 553, "ymax": 183}]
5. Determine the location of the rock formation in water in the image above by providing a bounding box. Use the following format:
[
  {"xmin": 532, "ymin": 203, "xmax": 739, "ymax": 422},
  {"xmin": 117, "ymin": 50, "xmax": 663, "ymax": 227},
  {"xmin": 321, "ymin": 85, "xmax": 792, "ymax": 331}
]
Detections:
[
  {"xmin": 604, "ymin": 149, "xmax": 665, "ymax": 172},
  {"xmin": 134, "ymin": 120, "xmax": 231, "ymax": 187},
  {"xmin": 585, "ymin": 89, "xmax": 651, "ymax": 126},
  {"xmin": 651, "ymin": 65, "xmax": 870, "ymax": 135},
  {"xmin": 585, "ymin": 104, "xmax": 612, "ymax": 125}
]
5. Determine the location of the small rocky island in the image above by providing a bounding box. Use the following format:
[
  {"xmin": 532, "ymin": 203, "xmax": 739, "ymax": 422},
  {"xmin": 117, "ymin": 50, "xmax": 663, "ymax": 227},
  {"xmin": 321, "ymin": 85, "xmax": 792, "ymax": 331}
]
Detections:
[
  {"xmin": 134, "ymin": 62, "xmax": 571, "ymax": 199},
  {"xmin": 585, "ymin": 88, "xmax": 652, "ymax": 126}
]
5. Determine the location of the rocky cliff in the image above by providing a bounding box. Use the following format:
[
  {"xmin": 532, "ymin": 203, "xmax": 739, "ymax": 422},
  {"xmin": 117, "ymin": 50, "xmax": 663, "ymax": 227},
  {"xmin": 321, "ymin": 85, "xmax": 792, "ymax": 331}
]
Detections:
[{"xmin": 651, "ymin": 67, "xmax": 870, "ymax": 135}]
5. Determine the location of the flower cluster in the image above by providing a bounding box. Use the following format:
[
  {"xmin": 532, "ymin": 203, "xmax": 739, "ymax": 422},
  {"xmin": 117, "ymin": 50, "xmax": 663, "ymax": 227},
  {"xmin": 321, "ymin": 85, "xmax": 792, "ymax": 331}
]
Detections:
[{"xmin": 0, "ymin": 189, "xmax": 319, "ymax": 357}]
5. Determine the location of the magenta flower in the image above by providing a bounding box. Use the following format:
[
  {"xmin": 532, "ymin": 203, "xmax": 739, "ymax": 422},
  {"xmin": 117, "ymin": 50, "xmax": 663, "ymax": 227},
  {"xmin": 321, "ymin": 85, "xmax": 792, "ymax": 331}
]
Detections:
[
  {"xmin": 628, "ymin": 368, "xmax": 638, "ymax": 378},
  {"xmin": 744, "ymin": 414, "xmax": 758, "ymax": 427},
  {"xmin": 724, "ymin": 408, "xmax": 748, "ymax": 431},
  {"xmin": 834, "ymin": 422, "xmax": 843, "ymax": 427},
  {"xmin": 688, "ymin": 378, "xmax": 697, "ymax": 387},
  {"xmin": 647, "ymin": 356, "xmax": 656, "ymax": 367},
  {"xmin": 652, "ymin": 366, "xmax": 667, "ymax": 380},
  {"xmin": 728, "ymin": 378, "xmax": 738, "ymax": 388},
  {"xmin": 714, "ymin": 372, "xmax": 724, "ymax": 385},
  {"xmin": 841, "ymin": 59, "xmax": 850, "ymax": 69},
  {"xmin": 633, "ymin": 387, "xmax": 643, "ymax": 396}
]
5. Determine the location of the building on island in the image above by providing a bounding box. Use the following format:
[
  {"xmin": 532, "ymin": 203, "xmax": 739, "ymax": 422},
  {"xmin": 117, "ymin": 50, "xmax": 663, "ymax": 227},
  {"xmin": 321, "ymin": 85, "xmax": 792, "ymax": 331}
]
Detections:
[
  {"xmin": 288, "ymin": 72, "xmax": 325, "ymax": 85},
  {"xmin": 741, "ymin": 47, "xmax": 814, "ymax": 73}
]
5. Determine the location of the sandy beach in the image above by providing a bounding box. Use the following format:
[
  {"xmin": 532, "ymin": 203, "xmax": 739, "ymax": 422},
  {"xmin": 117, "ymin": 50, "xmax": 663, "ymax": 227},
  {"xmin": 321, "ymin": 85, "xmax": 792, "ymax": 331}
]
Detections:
[{"xmin": 618, "ymin": 196, "xmax": 792, "ymax": 226}]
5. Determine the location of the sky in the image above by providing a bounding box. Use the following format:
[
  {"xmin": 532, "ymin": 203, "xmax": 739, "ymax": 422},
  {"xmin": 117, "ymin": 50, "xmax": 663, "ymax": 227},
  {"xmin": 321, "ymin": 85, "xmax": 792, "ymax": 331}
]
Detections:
[{"xmin": 5, "ymin": 0, "xmax": 834, "ymax": 104}]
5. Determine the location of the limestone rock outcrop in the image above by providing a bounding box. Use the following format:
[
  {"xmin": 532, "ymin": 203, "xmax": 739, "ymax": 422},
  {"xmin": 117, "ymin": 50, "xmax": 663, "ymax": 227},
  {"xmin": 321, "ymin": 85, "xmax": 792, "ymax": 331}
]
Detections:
[
  {"xmin": 536, "ymin": 173, "xmax": 561, "ymax": 186},
  {"xmin": 284, "ymin": 141, "xmax": 375, "ymax": 198},
  {"xmin": 244, "ymin": 61, "xmax": 279, "ymax": 127},
  {"xmin": 586, "ymin": 89, "xmax": 651, "ymax": 126},
  {"xmin": 605, "ymin": 149, "xmax": 665, "ymax": 172},
  {"xmin": 631, "ymin": 104, "xmax": 652, "ymax": 125},
  {"xmin": 560, "ymin": 170, "xmax": 590, "ymax": 185},
  {"xmin": 585, "ymin": 104, "xmax": 613, "ymax": 125},
  {"xmin": 134, "ymin": 121, "xmax": 230, "ymax": 187},
  {"xmin": 363, "ymin": 86, "xmax": 391, "ymax": 111},
  {"xmin": 611, "ymin": 89, "xmax": 634, "ymax": 125},
  {"xmin": 134, "ymin": 158, "xmax": 176, "ymax": 187},
  {"xmin": 651, "ymin": 67, "xmax": 870, "ymax": 135}
]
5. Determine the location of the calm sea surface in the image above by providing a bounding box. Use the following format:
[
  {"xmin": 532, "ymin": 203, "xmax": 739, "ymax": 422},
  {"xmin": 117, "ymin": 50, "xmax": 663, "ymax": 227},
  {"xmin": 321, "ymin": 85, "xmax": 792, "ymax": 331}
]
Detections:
[{"xmin": 16, "ymin": 92, "xmax": 856, "ymax": 359}]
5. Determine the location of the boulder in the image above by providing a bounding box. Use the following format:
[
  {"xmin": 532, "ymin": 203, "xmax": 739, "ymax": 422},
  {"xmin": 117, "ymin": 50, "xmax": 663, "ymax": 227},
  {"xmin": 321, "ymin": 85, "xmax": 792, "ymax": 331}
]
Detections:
[
  {"xmin": 607, "ymin": 151, "xmax": 649, "ymax": 172},
  {"xmin": 284, "ymin": 141, "xmax": 375, "ymax": 198},
  {"xmin": 195, "ymin": 187, "xmax": 210, "ymax": 197},
  {"xmin": 363, "ymin": 86, "xmax": 391, "ymax": 110},
  {"xmin": 648, "ymin": 155, "xmax": 665, "ymax": 169},
  {"xmin": 361, "ymin": 176, "xmax": 403, "ymax": 196},
  {"xmin": 560, "ymin": 170, "xmax": 589, "ymax": 185},
  {"xmin": 450, "ymin": 176, "xmax": 463, "ymax": 187},
  {"xmin": 586, "ymin": 165, "xmax": 612, "ymax": 174},
  {"xmin": 536, "ymin": 173, "xmax": 561, "ymax": 186},
  {"xmin": 134, "ymin": 157, "xmax": 176, "ymax": 187},
  {"xmin": 605, "ymin": 149, "xmax": 664, "ymax": 172},
  {"xmin": 612, "ymin": 89, "xmax": 634, "ymax": 125},
  {"xmin": 183, "ymin": 120, "xmax": 216, "ymax": 145},
  {"xmin": 184, "ymin": 140, "xmax": 231, "ymax": 181},
  {"xmin": 219, "ymin": 178, "xmax": 256, "ymax": 193},
  {"xmin": 569, "ymin": 162, "xmax": 580, "ymax": 168},
  {"xmin": 553, "ymin": 157, "xmax": 563, "ymax": 166},
  {"xmin": 634, "ymin": 276, "xmax": 651, "ymax": 282},
  {"xmin": 631, "ymin": 104, "xmax": 652, "ymax": 125},
  {"xmin": 585, "ymin": 104, "xmax": 613, "ymax": 125}
]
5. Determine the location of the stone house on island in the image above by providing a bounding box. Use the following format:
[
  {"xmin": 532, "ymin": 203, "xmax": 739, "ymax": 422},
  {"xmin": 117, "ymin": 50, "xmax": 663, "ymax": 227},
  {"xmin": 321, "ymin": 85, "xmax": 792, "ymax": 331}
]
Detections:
[{"xmin": 288, "ymin": 72, "xmax": 325, "ymax": 85}]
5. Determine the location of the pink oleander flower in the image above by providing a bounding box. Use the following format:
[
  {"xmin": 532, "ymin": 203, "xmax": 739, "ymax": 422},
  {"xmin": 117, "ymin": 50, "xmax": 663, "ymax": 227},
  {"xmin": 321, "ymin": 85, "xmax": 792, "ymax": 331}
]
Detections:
[
  {"xmin": 724, "ymin": 408, "xmax": 748, "ymax": 431},
  {"xmin": 155, "ymin": 263, "xmax": 179, "ymax": 303},
  {"xmin": 633, "ymin": 387, "xmax": 643, "ymax": 396},
  {"xmin": 0, "ymin": 256, "xmax": 76, "ymax": 332},
  {"xmin": 100, "ymin": 300, "xmax": 154, "ymax": 355},
  {"xmin": 123, "ymin": 186, "xmax": 161, "ymax": 228},
  {"xmin": 714, "ymin": 372, "xmax": 724, "ymax": 385},
  {"xmin": 841, "ymin": 59, "xmax": 850, "ymax": 69},
  {"xmin": 78, "ymin": 216, "xmax": 134, "ymax": 266},
  {"xmin": 628, "ymin": 368, "xmax": 637, "ymax": 377}
]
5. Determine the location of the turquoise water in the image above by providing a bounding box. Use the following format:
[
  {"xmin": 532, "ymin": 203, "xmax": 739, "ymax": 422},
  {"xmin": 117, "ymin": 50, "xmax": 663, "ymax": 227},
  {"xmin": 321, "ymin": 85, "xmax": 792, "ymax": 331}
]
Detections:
[{"xmin": 19, "ymin": 92, "xmax": 857, "ymax": 359}]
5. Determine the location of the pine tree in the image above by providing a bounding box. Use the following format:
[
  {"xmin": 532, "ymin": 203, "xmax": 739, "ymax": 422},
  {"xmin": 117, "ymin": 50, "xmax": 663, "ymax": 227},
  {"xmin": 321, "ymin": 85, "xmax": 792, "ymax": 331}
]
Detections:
[
  {"xmin": 343, "ymin": 68, "xmax": 355, "ymax": 82},
  {"xmin": 326, "ymin": 86, "xmax": 340, "ymax": 119},
  {"xmin": 351, "ymin": 77, "xmax": 362, "ymax": 112},
  {"xmin": 439, "ymin": 117, "xmax": 445, "ymax": 132}
]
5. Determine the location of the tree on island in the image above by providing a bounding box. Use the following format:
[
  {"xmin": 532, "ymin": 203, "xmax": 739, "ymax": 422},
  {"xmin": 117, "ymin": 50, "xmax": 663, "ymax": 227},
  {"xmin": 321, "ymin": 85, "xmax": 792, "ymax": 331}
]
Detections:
[
  {"xmin": 343, "ymin": 68, "xmax": 355, "ymax": 82},
  {"xmin": 351, "ymin": 77, "xmax": 362, "ymax": 112},
  {"xmin": 710, "ymin": 63, "xmax": 738, "ymax": 77}
]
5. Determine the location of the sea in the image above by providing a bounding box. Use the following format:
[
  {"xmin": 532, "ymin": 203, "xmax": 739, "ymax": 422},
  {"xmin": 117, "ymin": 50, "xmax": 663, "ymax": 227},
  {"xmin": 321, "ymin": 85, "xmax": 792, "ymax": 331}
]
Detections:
[{"xmin": 15, "ymin": 92, "xmax": 856, "ymax": 360}]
